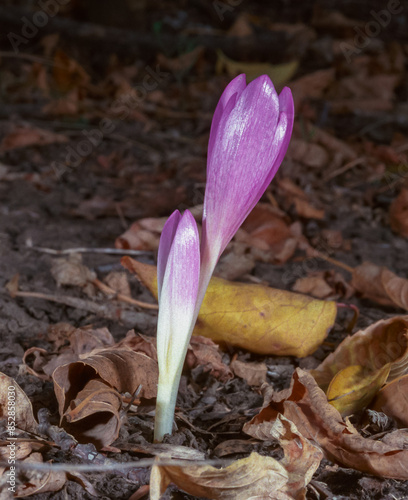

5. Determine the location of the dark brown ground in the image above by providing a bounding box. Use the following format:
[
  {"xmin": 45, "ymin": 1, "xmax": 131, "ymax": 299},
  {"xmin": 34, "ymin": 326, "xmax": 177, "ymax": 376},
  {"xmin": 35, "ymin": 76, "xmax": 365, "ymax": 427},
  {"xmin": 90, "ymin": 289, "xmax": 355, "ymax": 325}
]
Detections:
[{"xmin": 1, "ymin": 1, "xmax": 408, "ymax": 498}]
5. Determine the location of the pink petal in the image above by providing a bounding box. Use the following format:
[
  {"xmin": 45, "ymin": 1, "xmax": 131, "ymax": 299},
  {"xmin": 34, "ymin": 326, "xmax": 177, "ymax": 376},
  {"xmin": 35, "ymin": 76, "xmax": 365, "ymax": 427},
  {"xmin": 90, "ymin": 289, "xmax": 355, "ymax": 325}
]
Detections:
[
  {"xmin": 203, "ymin": 75, "xmax": 293, "ymax": 260},
  {"xmin": 157, "ymin": 210, "xmax": 181, "ymax": 301},
  {"xmin": 208, "ymin": 74, "xmax": 246, "ymax": 161}
]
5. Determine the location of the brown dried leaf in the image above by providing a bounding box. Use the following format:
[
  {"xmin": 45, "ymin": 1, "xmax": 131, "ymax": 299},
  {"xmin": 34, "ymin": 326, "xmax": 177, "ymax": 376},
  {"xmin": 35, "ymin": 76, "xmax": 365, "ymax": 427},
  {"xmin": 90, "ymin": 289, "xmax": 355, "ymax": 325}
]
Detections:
[
  {"xmin": 371, "ymin": 374, "xmax": 408, "ymax": 427},
  {"xmin": 115, "ymin": 217, "xmax": 167, "ymax": 250},
  {"xmin": 23, "ymin": 325, "xmax": 115, "ymax": 379},
  {"xmin": 151, "ymin": 414, "xmax": 321, "ymax": 499},
  {"xmin": 293, "ymin": 274, "xmax": 334, "ymax": 299},
  {"xmin": 117, "ymin": 330, "xmax": 157, "ymax": 360},
  {"xmin": 230, "ymin": 359, "xmax": 267, "ymax": 386},
  {"xmin": 311, "ymin": 316, "xmax": 408, "ymax": 415},
  {"xmin": 53, "ymin": 348, "xmax": 158, "ymax": 447},
  {"xmin": 104, "ymin": 271, "xmax": 131, "ymax": 297},
  {"xmin": 247, "ymin": 369, "xmax": 408, "ymax": 479},
  {"xmin": 287, "ymin": 138, "xmax": 329, "ymax": 169},
  {"xmin": 186, "ymin": 336, "xmax": 233, "ymax": 382},
  {"xmin": 14, "ymin": 452, "xmax": 66, "ymax": 497},
  {"xmin": 60, "ymin": 377, "xmax": 122, "ymax": 447},
  {"xmin": 151, "ymin": 452, "xmax": 290, "ymax": 500},
  {"xmin": 238, "ymin": 203, "xmax": 293, "ymax": 254},
  {"xmin": 51, "ymin": 253, "xmax": 96, "ymax": 289},
  {"xmin": 389, "ymin": 188, "xmax": 408, "ymax": 238},
  {"xmin": 351, "ymin": 261, "xmax": 408, "ymax": 310},
  {"xmin": 0, "ymin": 372, "xmax": 38, "ymax": 433}
]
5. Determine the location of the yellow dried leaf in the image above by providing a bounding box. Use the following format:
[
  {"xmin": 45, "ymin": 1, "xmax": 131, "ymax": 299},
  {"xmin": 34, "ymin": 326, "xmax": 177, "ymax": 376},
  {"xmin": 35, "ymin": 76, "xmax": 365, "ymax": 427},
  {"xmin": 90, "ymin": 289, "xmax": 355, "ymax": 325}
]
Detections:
[
  {"xmin": 216, "ymin": 49, "xmax": 298, "ymax": 87},
  {"xmin": 122, "ymin": 259, "xmax": 337, "ymax": 357},
  {"xmin": 326, "ymin": 364, "xmax": 390, "ymax": 417},
  {"xmin": 311, "ymin": 316, "xmax": 408, "ymax": 416}
]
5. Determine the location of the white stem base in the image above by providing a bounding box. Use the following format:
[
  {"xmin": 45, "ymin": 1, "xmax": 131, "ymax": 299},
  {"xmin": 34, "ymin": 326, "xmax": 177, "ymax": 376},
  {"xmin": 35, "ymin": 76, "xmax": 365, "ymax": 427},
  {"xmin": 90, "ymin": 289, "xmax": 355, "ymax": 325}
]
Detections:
[{"xmin": 154, "ymin": 374, "xmax": 180, "ymax": 442}]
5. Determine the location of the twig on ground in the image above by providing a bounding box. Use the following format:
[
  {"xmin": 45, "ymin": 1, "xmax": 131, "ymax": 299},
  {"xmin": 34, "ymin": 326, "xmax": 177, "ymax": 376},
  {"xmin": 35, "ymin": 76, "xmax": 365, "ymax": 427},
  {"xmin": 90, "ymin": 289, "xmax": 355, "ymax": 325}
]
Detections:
[
  {"xmin": 92, "ymin": 278, "xmax": 158, "ymax": 311},
  {"xmin": 28, "ymin": 245, "xmax": 152, "ymax": 256}
]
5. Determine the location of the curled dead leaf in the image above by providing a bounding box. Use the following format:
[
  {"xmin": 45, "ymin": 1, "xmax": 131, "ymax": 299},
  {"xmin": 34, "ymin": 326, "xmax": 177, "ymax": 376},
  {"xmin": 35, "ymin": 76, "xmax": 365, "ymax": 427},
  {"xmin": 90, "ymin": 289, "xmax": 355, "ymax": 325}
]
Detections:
[
  {"xmin": 371, "ymin": 374, "xmax": 408, "ymax": 427},
  {"xmin": 351, "ymin": 261, "xmax": 408, "ymax": 310},
  {"xmin": 52, "ymin": 348, "xmax": 158, "ymax": 448},
  {"xmin": 151, "ymin": 413, "xmax": 321, "ymax": 499},
  {"xmin": 151, "ymin": 452, "xmax": 291, "ymax": 500},
  {"xmin": 122, "ymin": 259, "xmax": 337, "ymax": 357},
  {"xmin": 311, "ymin": 316, "xmax": 408, "ymax": 416},
  {"xmin": 186, "ymin": 336, "xmax": 233, "ymax": 382},
  {"xmin": 247, "ymin": 369, "xmax": 408, "ymax": 479}
]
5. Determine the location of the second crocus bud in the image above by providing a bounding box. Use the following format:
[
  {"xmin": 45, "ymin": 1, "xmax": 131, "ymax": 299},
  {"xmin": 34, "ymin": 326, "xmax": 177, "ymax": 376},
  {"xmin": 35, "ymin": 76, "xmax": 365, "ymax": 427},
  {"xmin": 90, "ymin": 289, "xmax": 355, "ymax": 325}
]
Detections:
[{"xmin": 154, "ymin": 210, "xmax": 200, "ymax": 442}]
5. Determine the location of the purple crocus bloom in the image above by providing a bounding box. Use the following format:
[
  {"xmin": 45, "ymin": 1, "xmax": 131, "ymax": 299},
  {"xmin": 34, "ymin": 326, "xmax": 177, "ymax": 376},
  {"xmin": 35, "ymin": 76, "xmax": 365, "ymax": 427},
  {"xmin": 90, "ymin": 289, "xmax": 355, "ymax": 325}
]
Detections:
[
  {"xmin": 154, "ymin": 74, "xmax": 294, "ymax": 440},
  {"xmin": 154, "ymin": 209, "xmax": 200, "ymax": 442},
  {"xmin": 200, "ymin": 74, "xmax": 294, "ymax": 289}
]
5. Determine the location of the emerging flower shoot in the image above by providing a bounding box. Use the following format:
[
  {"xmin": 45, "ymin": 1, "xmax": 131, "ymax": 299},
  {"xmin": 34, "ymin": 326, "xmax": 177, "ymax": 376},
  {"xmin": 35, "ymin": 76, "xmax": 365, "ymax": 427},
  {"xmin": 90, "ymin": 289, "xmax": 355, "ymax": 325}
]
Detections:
[{"xmin": 154, "ymin": 210, "xmax": 200, "ymax": 442}]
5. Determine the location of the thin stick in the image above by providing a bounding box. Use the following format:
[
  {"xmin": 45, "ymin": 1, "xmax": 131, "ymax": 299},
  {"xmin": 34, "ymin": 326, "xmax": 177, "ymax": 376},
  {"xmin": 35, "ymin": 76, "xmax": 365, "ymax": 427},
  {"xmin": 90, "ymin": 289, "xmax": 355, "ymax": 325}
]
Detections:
[
  {"xmin": 310, "ymin": 249, "xmax": 354, "ymax": 273},
  {"xmin": 93, "ymin": 278, "xmax": 158, "ymax": 310},
  {"xmin": 2, "ymin": 457, "xmax": 230, "ymax": 473},
  {"xmin": 324, "ymin": 157, "xmax": 365, "ymax": 181},
  {"xmin": 29, "ymin": 245, "xmax": 152, "ymax": 256}
]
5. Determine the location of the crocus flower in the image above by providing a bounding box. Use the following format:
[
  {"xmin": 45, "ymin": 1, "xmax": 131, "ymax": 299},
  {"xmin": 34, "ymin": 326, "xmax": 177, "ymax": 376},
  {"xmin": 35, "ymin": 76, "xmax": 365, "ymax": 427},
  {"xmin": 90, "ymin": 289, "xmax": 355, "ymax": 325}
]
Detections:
[
  {"xmin": 198, "ymin": 74, "xmax": 294, "ymax": 304},
  {"xmin": 154, "ymin": 74, "xmax": 294, "ymax": 441},
  {"xmin": 154, "ymin": 209, "xmax": 200, "ymax": 442}
]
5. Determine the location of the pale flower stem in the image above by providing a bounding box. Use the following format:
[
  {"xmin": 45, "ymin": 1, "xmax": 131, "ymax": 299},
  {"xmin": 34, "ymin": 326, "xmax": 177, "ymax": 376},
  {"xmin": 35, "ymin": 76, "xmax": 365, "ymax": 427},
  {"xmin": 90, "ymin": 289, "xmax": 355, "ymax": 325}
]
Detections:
[{"xmin": 154, "ymin": 371, "xmax": 181, "ymax": 442}]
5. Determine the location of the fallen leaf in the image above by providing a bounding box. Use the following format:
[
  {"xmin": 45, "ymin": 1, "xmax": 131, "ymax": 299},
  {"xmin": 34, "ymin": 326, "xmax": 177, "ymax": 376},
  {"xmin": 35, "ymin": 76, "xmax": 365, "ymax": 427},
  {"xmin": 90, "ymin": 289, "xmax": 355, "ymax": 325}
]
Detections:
[
  {"xmin": 14, "ymin": 452, "xmax": 67, "ymax": 497},
  {"xmin": 246, "ymin": 369, "xmax": 408, "ymax": 479},
  {"xmin": 53, "ymin": 348, "xmax": 158, "ymax": 447},
  {"xmin": 104, "ymin": 271, "xmax": 131, "ymax": 297},
  {"xmin": 115, "ymin": 217, "xmax": 167, "ymax": 250},
  {"xmin": 216, "ymin": 49, "xmax": 298, "ymax": 87},
  {"xmin": 150, "ymin": 452, "xmax": 289, "ymax": 500},
  {"xmin": 23, "ymin": 325, "xmax": 115, "ymax": 379},
  {"xmin": 122, "ymin": 259, "xmax": 337, "ymax": 357},
  {"xmin": 0, "ymin": 126, "xmax": 68, "ymax": 152},
  {"xmin": 186, "ymin": 336, "xmax": 233, "ymax": 382},
  {"xmin": 389, "ymin": 188, "xmax": 408, "ymax": 238},
  {"xmin": 287, "ymin": 138, "xmax": 329, "ymax": 169},
  {"xmin": 290, "ymin": 68, "xmax": 335, "ymax": 106},
  {"xmin": 293, "ymin": 197, "xmax": 325, "ymax": 220},
  {"xmin": 311, "ymin": 316, "xmax": 408, "ymax": 416},
  {"xmin": 51, "ymin": 253, "xmax": 96, "ymax": 290},
  {"xmin": 230, "ymin": 359, "xmax": 267, "ymax": 386},
  {"xmin": 151, "ymin": 414, "xmax": 321, "ymax": 499},
  {"xmin": 293, "ymin": 274, "xmax": 334, "ymax": 299},
  {"xmin": 0, "ymin": 372, "xmax": 38, "ymax": 434},
  {"xmin": 371, "ymin": 374, "xmax": 408, "ymax": 427},
  {"xmin": 351, "ymin": 261, "xmax": 408, "ymax": 310}
]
